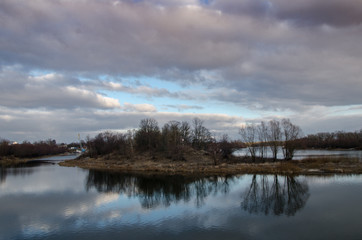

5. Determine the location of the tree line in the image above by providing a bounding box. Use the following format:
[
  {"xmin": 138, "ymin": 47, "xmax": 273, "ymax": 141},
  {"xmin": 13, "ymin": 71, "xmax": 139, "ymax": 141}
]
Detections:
[
  {"xmin": 85, "ymin": 118, "xmax": 240, "ymax": 163},
  {"xmin": 296, "ymin": 130, "xmax": 362, "ymax": 150},
  {"xmin": 0, "ymin": 139, "xmax": 66, "ymax": 159},
  {"xmin": 85, "ymin": 117, "xmax": 305, "ymax": 162}
]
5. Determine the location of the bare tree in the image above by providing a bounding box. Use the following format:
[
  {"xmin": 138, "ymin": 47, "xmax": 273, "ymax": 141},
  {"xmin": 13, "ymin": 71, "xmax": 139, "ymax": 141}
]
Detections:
[
  {"xmin": 268, "ymin": 120, "xmax": 282, "ymax": 161},
  {"xmin": 126, "ymin": 129, "xmax": 135, "ymax": 159},
  {"xmin": 282, "ymin": 119, "xmax": 302, "ymax": 160},
  {"xmin": 135, "ymin": 118, "xmax": 161, "ymax": 152},
  {"xmin": 161, "ymin": 121, "xmax": 185, "ymax": 160},
  {"xmin": 239, "ymin": 124, "xmax": 258, "ymax": 162},
  {"xmin": 257, "ymin": 121, "xmax": 268, "ymax": 160},
  {"xmin": 192, "ymin": 118, "xmax": 211, "ymax": 150},
  {"xmin": 219, "ymin": 134, "xmax": 235, "ymax": 159},
  {"xmin": 180, "ymin": 121, "xmax": 191, "ymax": 145}
]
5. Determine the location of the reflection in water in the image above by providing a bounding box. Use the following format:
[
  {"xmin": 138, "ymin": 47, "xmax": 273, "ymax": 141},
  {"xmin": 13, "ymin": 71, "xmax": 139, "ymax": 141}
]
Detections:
[
  {"xmin": 0, "ymin": 155, "xmax": 78, "ymax": 184},
  {"xmin": 241, "ymin": 175, "xmax": 309, "ymax": 216},
  {"xmin": 0, "ymin": 168, "xmax": 5, "ymax": 184},
  {"xmin": 85, "ymin": 170, "xmax": 310, "ymax": 215},
  {"xmin": 0, "ymin": 165, "xmax": 37, "ymax": 185},
  {"xmin": 1, "ymin": 163, "xmax": 362, "ymax": 240},
  {"xmin": 85, "ymin": 170, "xmax": 234, "ymax": 208}
]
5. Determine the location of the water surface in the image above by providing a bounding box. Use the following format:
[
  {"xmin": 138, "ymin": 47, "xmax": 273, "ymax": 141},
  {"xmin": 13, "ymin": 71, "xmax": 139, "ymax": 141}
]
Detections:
[
  {"xmin": 234, "ymin": 148, "xmax": 362, "ymax": 161},
  {"xmin": 0, "ymin": 158, "xmax": 361, "ymax": 240}
]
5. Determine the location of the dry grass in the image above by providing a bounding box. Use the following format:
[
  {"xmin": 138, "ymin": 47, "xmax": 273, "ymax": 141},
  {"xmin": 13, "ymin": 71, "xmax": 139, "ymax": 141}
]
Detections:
[
  {"xmin": 59, "ymin": 150, "xmax": 362, "ymax": 176},
  {"xmin": 0, "ymin": 156, "xmax": 31, "ymax": 166}
]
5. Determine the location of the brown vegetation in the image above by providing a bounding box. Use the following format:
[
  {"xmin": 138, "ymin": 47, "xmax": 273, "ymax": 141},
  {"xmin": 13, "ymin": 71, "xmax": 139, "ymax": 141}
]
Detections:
[
  {"xmin": 60, "ymin": 148, "xmax": 362, "ymax": 176},
  {"xmin": 0, "ymin": 139, "xmax": 66, "ymax": 163},
  {"xmin": 59, "ymin": 118, "xmax": 362, "ymax": 176}
]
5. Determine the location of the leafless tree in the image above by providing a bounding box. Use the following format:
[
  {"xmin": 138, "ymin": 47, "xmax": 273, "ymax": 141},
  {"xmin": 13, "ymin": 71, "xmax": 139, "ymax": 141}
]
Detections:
[
  {"xmin": 282, "ymin": 119, "xmax": 302, "ymax": 160},
  {"xmin": 257, "ymin": 121, "xmax": 268, "ymax": 160},
  {"xmin": 180, "ymin": 121, "xmax": 191, "ymax": 144},
  {"xmin": 135, "ymin": 118, "xmax": 161, "ymax": 152},
  {"xmin": 161, "ymin": 121, "xmax": 185, "ymax": 160},
  {"xmin": 268, "ymin": 120, "xmax": 282, "ymax": 161},
  {"xmin": 192, "ymin": 118, "xmax": 211, "ymax": 150},
  {"xmin": 239, "ymin": 123, "xmax": 258, "ymax": 162}
]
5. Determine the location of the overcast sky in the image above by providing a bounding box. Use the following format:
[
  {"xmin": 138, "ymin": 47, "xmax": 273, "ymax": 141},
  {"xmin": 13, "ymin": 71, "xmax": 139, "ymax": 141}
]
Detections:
[{"xmin": 1, "ymin": 0, "xmax": 362, "ymax": 143}]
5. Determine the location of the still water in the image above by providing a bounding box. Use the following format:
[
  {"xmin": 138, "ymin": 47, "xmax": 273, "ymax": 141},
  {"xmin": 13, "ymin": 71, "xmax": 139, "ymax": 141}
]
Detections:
[
  {"xmin": 1, "ymin": 157, "xmax": 362, "ymax": 240},
  {"xmin": 234, "ymin": 148, "xmax": 362, "ymax": 161}
]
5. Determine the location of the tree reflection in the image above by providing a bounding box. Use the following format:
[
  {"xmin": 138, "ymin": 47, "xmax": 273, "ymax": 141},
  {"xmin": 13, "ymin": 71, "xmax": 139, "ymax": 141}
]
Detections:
[
  {"xmin": 0, "ymin": 168, "xmax": 6, "ymax": 184},
  {"xmin": 85, "ymin": 170, "xmax": 234, "ymax": 208},
  {"xmin": 241, "ymin": 175, "xmax": 309, "ymax": 216},
  {"xmin": 0, "ymin": 165, "xmax": 35, "ymax": 185}
]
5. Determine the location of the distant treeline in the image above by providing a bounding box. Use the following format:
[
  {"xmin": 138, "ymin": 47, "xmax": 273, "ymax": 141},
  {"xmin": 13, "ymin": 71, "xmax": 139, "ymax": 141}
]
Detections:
[
  {"xmin": 0, "ymin": 139, "xmax": 66, "ymax": 159},
  {"xmin": 296, "ymin": 130, "xmax": 362, "ymax": 150}
]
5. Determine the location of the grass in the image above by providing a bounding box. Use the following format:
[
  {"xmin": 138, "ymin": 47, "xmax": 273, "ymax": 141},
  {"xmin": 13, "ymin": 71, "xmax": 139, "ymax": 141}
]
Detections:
[{"xmin": 59, "ymin": 150, "xmax": 362, "ymax": 176}]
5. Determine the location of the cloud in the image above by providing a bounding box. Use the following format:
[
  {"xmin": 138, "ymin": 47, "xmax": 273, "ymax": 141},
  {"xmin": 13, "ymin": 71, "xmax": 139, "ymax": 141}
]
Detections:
[
  {"xmin": 271, "ymin": 0, "xmax": 362, "ymax": 27},
  {"xmin": 0, "ymin": 0, "xmax": 361, "ymax": 141},
  {"xmin": 1, "ymin": 0, "xmax": 361, "ymax": 110},
  {"xmin": 0, "ymin": 0, "xmax": 245, "ymax": 73},
  {"xmin": 102, "ymin": 82, "xmax": 181, "ymax": 98},
  {"xmin": 0, "ymin": 106, "xmax": 246, "ymax": 142},
  {"xmin": 123, "ymin": 102, "xmax": 157, "ymax": 112},
  {"xmin": 163, "ymin": 104, "xmax": 204, "ymax": 112},
  {"xmin": 0, "ymin": 67, "xmax": 120, "ymax": 109},
  {"xmin": 210, "ymin": 0, "xmax": 362, "ymax": 27}
]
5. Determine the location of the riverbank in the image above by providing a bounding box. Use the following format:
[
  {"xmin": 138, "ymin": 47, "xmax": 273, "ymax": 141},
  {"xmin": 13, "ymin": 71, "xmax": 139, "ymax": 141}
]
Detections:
[
  {"xmin": 0, "ymin": 152, "xmax": 77, "ymax": 167},
  {"xmin": 0, "ymin": 156, "xmax": 30, "ymax": 166},
  {"xmin": 59, "ymin": 151, "xmax": 362, "ymax": 176}
]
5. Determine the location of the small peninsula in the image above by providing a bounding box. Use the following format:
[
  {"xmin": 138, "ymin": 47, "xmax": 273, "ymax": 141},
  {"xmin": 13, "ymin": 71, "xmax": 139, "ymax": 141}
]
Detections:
[{"xmin": 59, "ymin": 149, "xmax": 362, "ymax": 176}]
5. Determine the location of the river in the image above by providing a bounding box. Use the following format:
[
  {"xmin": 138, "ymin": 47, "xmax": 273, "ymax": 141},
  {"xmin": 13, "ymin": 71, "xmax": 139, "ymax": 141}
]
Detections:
[{"xmin": 0, "ymin": 155, "xmax": 361, "ymax": 239}]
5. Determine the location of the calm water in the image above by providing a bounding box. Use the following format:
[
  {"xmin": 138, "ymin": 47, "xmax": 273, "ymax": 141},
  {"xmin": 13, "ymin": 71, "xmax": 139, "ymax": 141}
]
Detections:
[
  {"xmin": 1, "ymin": 156, "xmax": 362, "ymax": 240},
  {"xmin": 234, "ymin": 148, "xmax": 362, "ymax": 161}
]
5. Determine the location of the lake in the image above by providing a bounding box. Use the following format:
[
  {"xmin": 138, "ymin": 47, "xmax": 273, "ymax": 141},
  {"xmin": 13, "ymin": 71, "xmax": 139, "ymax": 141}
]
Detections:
[{"xmin": 1, "ymin": 155, "xmax": 362, "ymax": 240}]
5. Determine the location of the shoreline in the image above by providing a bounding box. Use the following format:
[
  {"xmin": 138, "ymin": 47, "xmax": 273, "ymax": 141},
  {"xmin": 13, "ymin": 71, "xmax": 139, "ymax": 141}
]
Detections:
[
  {"xmin": 3, "ymin": 151, "xmax": 361, "ymax": 176},
  {"xmin": 0, "ymin": 152, "xmax": 75, "ymax": 167},
  {"xmin": 59, "ymin": 154, "xmax": 362, "ymax": 176}
]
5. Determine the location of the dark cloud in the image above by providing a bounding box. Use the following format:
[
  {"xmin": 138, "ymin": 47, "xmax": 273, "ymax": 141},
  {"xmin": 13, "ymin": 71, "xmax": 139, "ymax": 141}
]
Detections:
[
  {"xmin": 211, "ymin": 0, "xmax": 362, "ymax": 27},
  {"xmin": 0, "ymin": 0, "xmax": 245, "ymax": 74},
  {"xmin": 272, "ymin": 0, "xmax": 362, "ymax": 27}
]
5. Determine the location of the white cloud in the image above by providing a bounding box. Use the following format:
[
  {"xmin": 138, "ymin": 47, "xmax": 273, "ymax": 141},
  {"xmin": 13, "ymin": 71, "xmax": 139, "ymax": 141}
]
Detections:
[
  {"xmin": 123, "ymin": 103, "xmax": 157, "ymax": 112},
  {"xmin": 0, "ymin": 67, "xmax": 120, "ymax": 109}
]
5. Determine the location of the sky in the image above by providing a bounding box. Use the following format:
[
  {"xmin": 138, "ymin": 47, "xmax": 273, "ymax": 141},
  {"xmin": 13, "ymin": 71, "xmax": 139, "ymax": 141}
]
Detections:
[{"xmin": 1, "ymin": 0, "xmax": 362, "ymax": 143}]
